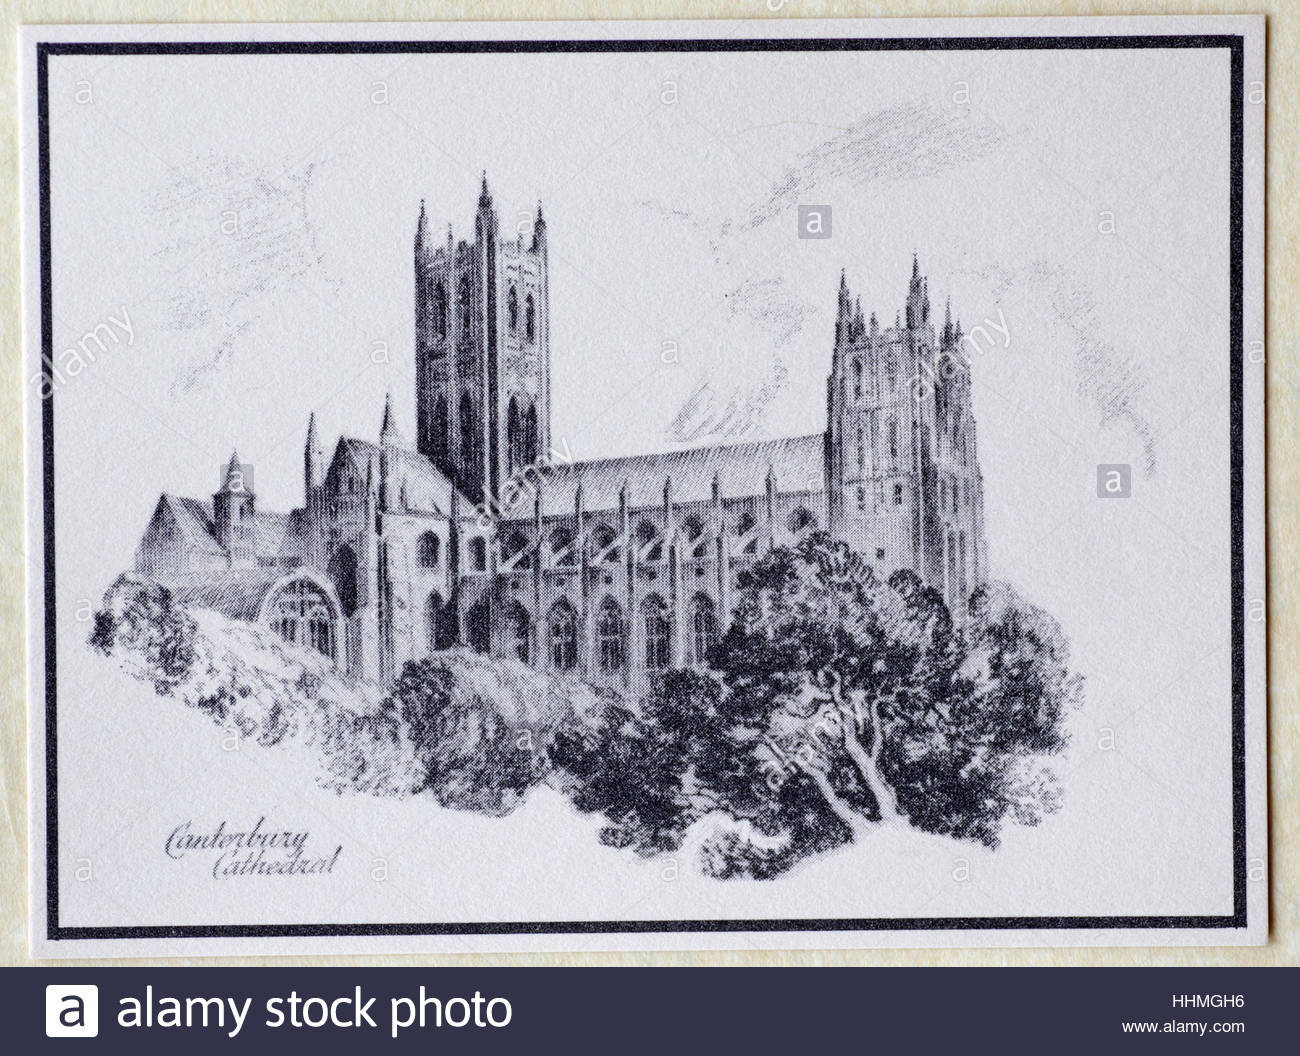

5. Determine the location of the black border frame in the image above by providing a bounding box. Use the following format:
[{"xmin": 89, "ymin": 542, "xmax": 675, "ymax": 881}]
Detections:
[{"xmin": 37, "ymin": 32, "xmax": 1247, "ymax": 942}]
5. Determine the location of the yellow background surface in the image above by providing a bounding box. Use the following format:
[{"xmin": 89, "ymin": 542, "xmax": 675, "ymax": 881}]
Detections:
[{"xmin": 0, "ymin": 0, "xmax": 1292, "ymax": 967}]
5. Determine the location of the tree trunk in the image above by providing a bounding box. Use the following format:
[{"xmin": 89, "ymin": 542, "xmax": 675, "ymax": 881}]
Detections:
[
  {"xmin": 840, "ymin": 692, "xmax": 901, "ymax": 824},
  {"xmin": 796, "ymin": 758, "xmax": 869, "ymax": 838}
]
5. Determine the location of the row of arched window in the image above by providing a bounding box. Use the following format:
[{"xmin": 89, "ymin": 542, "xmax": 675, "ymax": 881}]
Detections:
[
  {"xmin": 939, "ymin": 476, "xmax": 973, "ymax": 515},
  {"xmin": 854, "ymin": 417, "xmax": 901, "ymax": 473},
  {"xmin": 427, "ymin": 593, "xmax": 719, "ymax": 673},
  {"xmin": 850, "ymin": 351, "xmax": 901, "ymax": 401},
  {"xmin": 427, "ymin": 276, "xmax": 474, "ymax": 342},
  {"xmin": 427, "ymin": 278, "xmax": 539, "ymax": 344}
]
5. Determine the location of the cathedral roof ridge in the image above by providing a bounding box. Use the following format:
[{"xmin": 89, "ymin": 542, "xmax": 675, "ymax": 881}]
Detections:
[{"xmin": 538, "ymin": 432, "xmax": 826, "ymax": 518}]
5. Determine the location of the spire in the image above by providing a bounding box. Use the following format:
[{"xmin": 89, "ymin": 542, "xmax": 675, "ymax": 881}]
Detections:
[
  {"xmin": 478, "ymin": 170, "xmax": 491, "ymax": 210},
  {"xmin": 218, "ymin": 450, "xmax": 250, "ymax": 495},
  {"xmin": 379, "ymin": 392, "xmax": 401, "ymax": 446},
  {"xmin": 415, "ymin": 199, "xmax": 428, "ymax": 251},
  {"xmin": 531, "ymin": 200, "xmax": 548, "ymax": 252},
  {"xmin": 304, "ymin": 413, "xmax": 323, "ymax": 499},
  {"xmin": 906, "ymin": 253, "xmax": 925, "ymax": 329},
  {"xmin": 943, "ymin": 297, "xmax": 953, "ymax": 343}
]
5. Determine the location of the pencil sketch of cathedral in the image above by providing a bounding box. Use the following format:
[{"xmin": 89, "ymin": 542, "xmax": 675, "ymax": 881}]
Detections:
[{"xmin": 132, "ymin": 176, "xmax": 988, "ymax": 690}]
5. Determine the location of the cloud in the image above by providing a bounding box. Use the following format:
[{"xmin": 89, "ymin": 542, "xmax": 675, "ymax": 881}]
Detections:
[
  {"xmin": 148, "ymin": 153, "xmax": 334, "ymax": 393},
  {"xmin": 977, "ymin": 261, "xmax": 1158, "ymax": 475},
  {"xmin": 741, "ymin": 99, "xmax": 1010, "ymax": 230}
]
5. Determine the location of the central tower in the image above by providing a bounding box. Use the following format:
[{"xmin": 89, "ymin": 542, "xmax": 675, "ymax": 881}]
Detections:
[{"xmin": 414, "ymin": 176, "xmax": 552, "ymax": 512}]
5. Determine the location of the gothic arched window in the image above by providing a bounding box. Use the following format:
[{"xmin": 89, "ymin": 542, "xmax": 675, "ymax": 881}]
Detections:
[
  {"xmin": 266, "ymin": 577, "xmax": 337, "ymax": 660},
  {"xmin": 894, "ymin": 483, "xmax": 904, "ymax": 506},
  {"xmin": 736, "ymin": 510, "xmax": 757, "ymax": 555},
  {"xmin": 853, "ymin": 359, "xmax": 863, "ymax": 400},
  {"xmin": 550, "ymin": 526, "xmax": 575, "ymax": 567},
  {"xmin": 857, "ymin": 426, "xmax": 865, "ymax": 472},
  {"xmin": 503, "ymin": 528, "xmax": 531, "ymax": 570},
  {"xmin": 548, "ymin": 599, "xmax": 578, "ymax": 671},
  {"xmin": 525, "ymin": 293, "xmax": 536, "ymax": 342},
  {"xmin": 506, "ymin": 398, "xmax": 521, "ymax": 475},
  {"xmin": 888, "ymin": 417, "xmax": 899, "ymax": 461},
  {"xmin": 690, "ymin": 594, "xmax": 717, "ymax": 665},
  {"xmin": 787, "ymin": 507, "xmax": 816, "ymax": 534},
  {"xmin": 460, "ymin": 393, "xmax": 476, "ymax": 470},
  {"xmin": 457, "ymin": 274, "xmax": 472, "ymax": 335},
  {"xmin": 509, "ymin": 603, "xmax": 531, "ymax": 664},
  {"xmin": 597, "ymin": 598, "xmax": 625, "ymax": 672},
  {"xmin": 508, "ymin": 286, "xmax": 519, "ymax": 332},
  {"xmin": 642, "ymin": 595, "xmax": 670, "ymax": 673},
  {"xmin": 468, "ymin": 537, "xmax": 487, "ymax": 572},
  {"xmin": 682, "ymin": 515, "xmax": 704, "ymax": 558},
  {"xmin": 886, "ymin": 350, "xmax": 899, "ymax": 394},
  {"xmin": 590, "ymin": 523, "xmax": 618, "ymax": 564},
  {"xmin": 433, "ymin": 282, "xmax": 447, "ymax": 339},
  {"xmin": 524, "ymin": 404, "xmax": 538, "ymax": 468},
  {"xmin": 417, "ymin": 531, "xmax": 440, "ymax": 569},
  {"xmin": 636, "ymin": 519, "xmax": 661, "ymax": 563},
  {"xmin": 433, "ymin": 395, "xmax": 449, "ymax": 461}
]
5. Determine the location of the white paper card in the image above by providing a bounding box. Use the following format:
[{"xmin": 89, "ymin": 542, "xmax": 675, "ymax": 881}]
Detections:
[{"xmin": 22, "ymin": 15, "xmax": 1267, "ymax": 956}]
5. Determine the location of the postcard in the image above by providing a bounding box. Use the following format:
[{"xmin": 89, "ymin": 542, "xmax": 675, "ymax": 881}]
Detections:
[{"xmin": 21, "ymin": 15, "xmax": 1266, "ymax": 955}]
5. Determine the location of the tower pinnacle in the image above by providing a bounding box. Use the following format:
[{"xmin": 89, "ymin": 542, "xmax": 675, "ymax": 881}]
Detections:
[
  {"xmin": 218, "ymin": 450, "xmax": 249, "ymax": 494},
  {"xmin": 415, "ymin": 200, "xmax": 428, "ymax": 251},
  {"xmin": 380, "ymin": 392, "xmax": 401, "ymax": 446}
]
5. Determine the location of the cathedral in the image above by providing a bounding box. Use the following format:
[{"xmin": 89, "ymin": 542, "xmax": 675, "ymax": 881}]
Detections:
[{"xmin": 133, "ymin": 177, "xmax": 987, "ymax": 690}]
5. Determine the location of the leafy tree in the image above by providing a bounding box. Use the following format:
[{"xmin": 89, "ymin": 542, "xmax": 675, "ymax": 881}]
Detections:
[
  {"xmin": 550, "ymin": 669, "xmax": 722, "ymax": 855},
  {"xmin": 552, "ymin": 532, "xmax": 1082, "ymax": 878},
  {"xmin": 89, "ymin": 577, "xmax": 197, "ymax": 694},
  {"xmin": 391, "ymin": 657, "xmax": 545, "ymax": 816}
]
